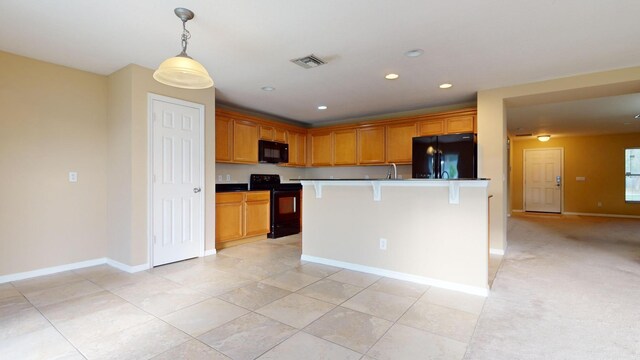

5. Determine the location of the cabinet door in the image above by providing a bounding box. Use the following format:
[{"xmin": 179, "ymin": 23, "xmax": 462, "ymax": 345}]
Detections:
[
  {"xmin": 259, "ymin": 125, "xmax": 274, "ymax": 140},
  {"xmin": 245, "ymin": 191, "xmax": 271, "ymax": 237},
  {"xmin": 215, "ymin": 193, "xmax": 244, "ymax": 243},
  {"xmin": 418, "ymin": 119, "xmax": 445, "ymax": 136},
  {"xmin": 446, "ymin": 116, "xmax": 475, "ymax": 134},
  {"xmin": 287, "ymin": 131, "xmax": 307, "ymax": 166},
  {"xmin": 386, "ymin": 122, "xmax": 416, "ymax": 164},
  {"xmin": 311, "ymin": 132, "xmax": 333, "ymax": 166},
  {"xmin": 274, "ymin": 128, "xmax": 287, "ymax": 143},
  {"xmin": 215, "ymin": 116, "xmax": 233, "ymax": 162},
  {"xmin": 357, "ymin": 126, "xmax": 386, "ymax": 164},
  {"xmin": 333, "ymin": 129, "xmax": 357, "ymax": 165},
  {"xmin": 233, "ymin": 120, "xmax": 259, "ymax": 163}
]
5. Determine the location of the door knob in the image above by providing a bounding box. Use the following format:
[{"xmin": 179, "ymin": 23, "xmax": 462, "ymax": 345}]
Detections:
[{"xmin": 193, "ymin": 187, "xmax": 202, "ymax": 193}]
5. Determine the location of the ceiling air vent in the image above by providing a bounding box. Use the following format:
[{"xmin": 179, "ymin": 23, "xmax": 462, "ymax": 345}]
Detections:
[
  {"xmin": 515, "ymin": 133, "xmax": 533, "ymax": 137},
  {"xmin": 290, "ymin": 54, "xmax": 326, "ymax": 69}
]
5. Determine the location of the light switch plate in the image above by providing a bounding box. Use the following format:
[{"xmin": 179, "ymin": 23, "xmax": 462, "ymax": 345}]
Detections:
[{"xmin": 69, "ymin": 172, "xmax": 78, "ymax": 183}]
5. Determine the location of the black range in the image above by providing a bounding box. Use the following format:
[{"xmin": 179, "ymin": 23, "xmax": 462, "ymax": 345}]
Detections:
[{"xmin": 249, "ymin": 174, "xmax": 302, "ymax": 238}]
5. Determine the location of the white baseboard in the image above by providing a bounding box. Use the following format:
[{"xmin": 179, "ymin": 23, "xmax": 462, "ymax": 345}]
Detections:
[
  {"xmin": 105, "ymin": 259, "xmax": 149, "ymax": 273},
  {"xmin": 563, "ymin": 212, "xmax": 640, "ymax": 219},
  {"xmin": 0, "ymin": 257, "xmax": 108, "ymax": 284},
  {"xmin": 0, "ymin": 257, "xmax": 151, "ymax": 284},
  {"xmin": 490, "ymin": 248, "xmax": 505, "ymax": 255},
  {"xmin": 204, "ymin": 249, "xmax": 217, "ymax": 256},
  {"xmin": 301, "ymin": 254, "xmax": 489, "ymax": 297}
]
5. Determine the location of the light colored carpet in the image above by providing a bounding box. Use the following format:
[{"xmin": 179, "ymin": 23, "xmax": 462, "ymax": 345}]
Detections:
[{"xmin": 465, "ymin": 213, "xmax": 640, "ymax": 359}]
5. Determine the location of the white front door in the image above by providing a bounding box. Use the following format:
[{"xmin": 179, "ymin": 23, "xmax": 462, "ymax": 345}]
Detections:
[
  {"xmin": 150, "ymin": 95, "xmax": 204, "ymax": 266},
  {"xmin": 524, "ymin": 148, "xmax": 562, "ymax": 213}
]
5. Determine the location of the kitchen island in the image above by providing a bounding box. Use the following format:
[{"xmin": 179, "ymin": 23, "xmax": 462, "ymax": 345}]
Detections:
[{"xmin": 299, "ymin": 178, "xmax": 490, "ymax": 296}]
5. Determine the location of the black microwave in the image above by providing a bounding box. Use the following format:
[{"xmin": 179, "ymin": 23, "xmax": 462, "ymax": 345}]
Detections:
[{"xmin": 258, "ymin": 140, "xmax": 289, "ymax": 163}]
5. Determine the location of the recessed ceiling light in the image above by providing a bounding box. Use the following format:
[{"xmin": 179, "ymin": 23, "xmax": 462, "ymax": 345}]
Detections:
[
  {"xmin": 404, "ymin": 49, "xmax": 424, "ymax": 57},
  {"xmin": 317, "ymin": 105, "xmax": 328, "ymax": 110},
  {"xmin": 439, "ymin": 83, "xmax": 453, "ymax": 89},
  {"xmin": 261, "ymin": 86, "xmax": 275, "ymax": 91},
  {"xmin": 385, "ymin": 73, "xmax": 399, "ymax": 80}
]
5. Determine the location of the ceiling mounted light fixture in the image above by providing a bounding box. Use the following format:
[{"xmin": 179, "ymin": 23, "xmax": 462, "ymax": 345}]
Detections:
[
  {"xmin": 439, "ymin": 83, "xmax": 453, "ymax": 89},
  {"xmin": 317, "ymin": 105, "xmax": 328, "ymax": 110},
  {"xmin": 635, "ymin": 114, "xmax": 640, "ymax": 119},
  {"xmin": 537, "ymin": 135, "xmax": 551, "ymax": 142},
  {"xmin": 153, "ymin": 8, "xmax": 213, "ymax": 89},
  {"xmin": 385, "ymin": 73, "xmax": 399, "ymax": 80},
  {"xmin": 261, "ymin": 86, "xmax": 275, "ymax": 91}
]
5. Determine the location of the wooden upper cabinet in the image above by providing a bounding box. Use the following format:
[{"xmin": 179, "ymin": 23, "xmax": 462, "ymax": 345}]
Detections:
[
  {"xmin": 215, "ymin": 116, "xmax": 233, "ymax": 162},
  {"xmin": 311, "ymin": 132, "xmax": 333, "ymax": 166},
  {"xmin": 274, "ymin": 128, "xmax": 287, "ymax": 143},
  {"xmin": 287, "ymin": 131, "xmax": 307, "ymax": 166},
  {"xmin": 260, "ymin": 125, "xmax": 287, "ymax": 143},
  {"xmin": 386, "ymin": 122, "xmax": 416, "ymax": 164},
  {"xmin": 445, "ymin": 115, "xmax": 475, "ymax": 134},
  {"xmin": 259, "ymin": 125, "xmax": 275, "ymax": 141},
  {"xmin": 357, "ymin": 126, "xmax": 386, "ymax": 164},
  {"xmin": 418, "ymin": 119, "xmax": 445, "ymax": 136},
  {"xmin": 333, "ymin": 129, "xmax": 357, "ymax": 165},
  {"xmin": 233, "ymin": 120, "xmax": 259, "ymax": 163}
]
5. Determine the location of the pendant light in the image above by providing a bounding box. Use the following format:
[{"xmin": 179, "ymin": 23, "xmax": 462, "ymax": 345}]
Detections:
[{"xmin": 153, "ymin": 8, "xmax": 214, "ymax": 89}]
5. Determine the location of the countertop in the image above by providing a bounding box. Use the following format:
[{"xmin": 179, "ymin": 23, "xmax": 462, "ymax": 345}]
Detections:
[{"xmin": 291, "ymin": 178, "xmax": 490, "ymax": 181}]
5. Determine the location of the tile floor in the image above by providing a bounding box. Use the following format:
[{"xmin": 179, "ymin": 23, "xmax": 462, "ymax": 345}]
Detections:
[{"xmin": 0, "ymin": 233, "xmax": 495, "ymax": 360}]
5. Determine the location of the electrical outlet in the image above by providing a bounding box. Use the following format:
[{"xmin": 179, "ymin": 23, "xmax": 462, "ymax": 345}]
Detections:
[
  {"xmin": 226, "ymin": 174, "xmax": 231, "ymax": 182},
  {"xmin": 597, "ymin": 201, "xmax": 602, "ymax": 207},
  {"xmin": 68, "ymin": 172, "xmax": 78, "ymax": 183},
  {"xmin": 217, "ymin": 175, "xmax": 223, "ymax": 182},
  {"xmin": 379, "ymin": 238, "xmax": 387, "ymax": 250},
  {"xmin": 365, "ymin": 175, "xmax": 370, "ymax": 179}
]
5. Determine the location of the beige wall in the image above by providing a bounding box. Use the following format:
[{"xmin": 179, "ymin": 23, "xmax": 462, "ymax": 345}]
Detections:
[
  {"xmin": 302, "ymin": 181, "xmax": 489, "ymax": 293},
  {"xmin": 107, "ymin": 64, "xmax": 216, "ymax": 266},
  {"xmin": 0, "ymin": 51, "xmax": 108, "ymax": 275},
  {"xmin": 511, "ymin": 134, "xmax": 640, "ymax": 216},
  {"xmin": 477, "ymin": 66, "xmax": 640, "ymax": 252}
]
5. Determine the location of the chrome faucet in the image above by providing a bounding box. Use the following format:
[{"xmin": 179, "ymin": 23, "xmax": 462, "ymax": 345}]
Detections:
[{"xmin": 386, "ymin": 163, "xmax": 398, "ymax": 179}]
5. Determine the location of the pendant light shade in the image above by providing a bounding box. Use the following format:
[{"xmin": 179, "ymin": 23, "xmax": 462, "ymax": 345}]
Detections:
[
  {"xmin": 153, "ymin": 8, "xmax": 213, "ymax": 89},
  {"xmin": 154, "ymin": 55, "xmax": 213, "ymax": 89}
]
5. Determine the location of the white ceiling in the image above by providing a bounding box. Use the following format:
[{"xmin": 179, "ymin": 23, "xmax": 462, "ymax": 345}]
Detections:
[{"xmin": 1, "ymin": 0, "xmax": 640, "ymax": 127}]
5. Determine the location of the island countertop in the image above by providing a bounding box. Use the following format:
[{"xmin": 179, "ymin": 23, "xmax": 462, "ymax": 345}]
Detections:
[{"xmin": 290, "ymin": 178, "xmax": 490, "ymax": 181}]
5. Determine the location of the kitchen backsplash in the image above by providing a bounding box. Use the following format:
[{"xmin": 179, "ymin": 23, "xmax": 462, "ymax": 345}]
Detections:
[{"xmin": 215, "ymin": 163, "xmax": 412, "ymax": 183}]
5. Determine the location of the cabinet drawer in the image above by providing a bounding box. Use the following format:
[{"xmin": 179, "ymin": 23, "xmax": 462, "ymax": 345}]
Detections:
[
  {"xmin": 246, "ymin": 191, "xmax": 270, "ymax": 202},
  {"xmin": 216, "ymin": 192, "xmax": 244, "ymax": 204}
]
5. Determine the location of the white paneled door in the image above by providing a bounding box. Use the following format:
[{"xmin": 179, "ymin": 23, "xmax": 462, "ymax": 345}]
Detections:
[
  {"xmin": 524, "ymin": 148, "xmax": 563, "ymax": 213},
  {"xmin": 151, "ymin": 96, "xmax": 204, "ymax": 266}
]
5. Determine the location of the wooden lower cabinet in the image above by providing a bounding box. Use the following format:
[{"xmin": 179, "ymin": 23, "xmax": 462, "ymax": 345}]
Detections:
[
  {"xmin": 215, "ymin": 193, "xmax": 244, "ymax": 242},
  {"xmin": 216, "ymin": 191, "xmax": 270, "ymax": 248},
  {"xmin": 244, "ymin": 192, "xmax": 270, "ymax": 237}
]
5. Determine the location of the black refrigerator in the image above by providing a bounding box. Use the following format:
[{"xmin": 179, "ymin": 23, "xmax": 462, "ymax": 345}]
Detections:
[{"xmin": 412, "ymin": 133, "xmax": 477, "ymax": 179}]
